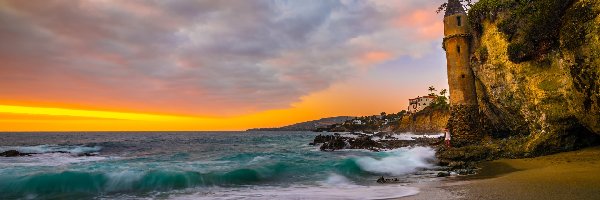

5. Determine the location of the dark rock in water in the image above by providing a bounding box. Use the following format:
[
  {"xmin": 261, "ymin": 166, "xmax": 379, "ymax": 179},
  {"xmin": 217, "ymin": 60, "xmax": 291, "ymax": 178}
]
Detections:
[
  {"xmin": 313, "ymin": 133, "xmax": 443, "ymax": 151},
  {"xmin": 376, "ymin": 176, "xmax": 402, "ymax": 184},
  {"xmin": 0, "ymin": 150, "xmax": 20, "ymax": 157},
  {"xmin": 0, "ymin": 150, "xmax": 32, "ymax": 157},
  {"xmin": 81, "ymin": 153, "xmax": 97, "ymax": 157},
  {"xmin": 437, "ymin": 171, "xmax": 451, "ymax": 177},
  {"xmin": 377, "ymin": 176, "xmax": 385, "ymax": 183},
  {"xmin": 319, "ymin": 136, "xmax": 347, "ymax": 151}
]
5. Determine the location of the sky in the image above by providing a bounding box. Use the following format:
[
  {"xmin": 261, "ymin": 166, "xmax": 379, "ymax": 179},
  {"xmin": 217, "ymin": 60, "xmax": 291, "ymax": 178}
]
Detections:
[{"xmin": 0, "ymin": 0, "xmax": 449, "ymax": 131}]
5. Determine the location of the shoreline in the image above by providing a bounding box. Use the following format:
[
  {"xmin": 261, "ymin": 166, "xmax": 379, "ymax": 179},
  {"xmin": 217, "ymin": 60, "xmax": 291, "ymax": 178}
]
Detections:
[{"xmin": 402, "ymin": 146, "xmax": 600, "ymax": 200}]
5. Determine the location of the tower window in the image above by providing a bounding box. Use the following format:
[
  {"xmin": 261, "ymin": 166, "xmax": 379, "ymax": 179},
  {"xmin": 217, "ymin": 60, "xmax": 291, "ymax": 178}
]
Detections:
[
  {"xmin": 457, "ymin": 16, "xmax": 462, "ymax": 26},
  {"xmin": 461, "ymin": 74, "xmax": 466, "ymax": 78},
  {"xmin": 457, "ymin": 46, "xmax": 461, "ymax": 53}
]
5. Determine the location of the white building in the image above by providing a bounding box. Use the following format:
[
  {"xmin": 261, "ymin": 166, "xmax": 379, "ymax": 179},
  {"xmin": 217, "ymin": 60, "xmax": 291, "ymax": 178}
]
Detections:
[
  {"xmin": 407, "ymin": 95, "xmax": 436, "ymax": 113},
  {"xmin": 352, "ymin": 119, "xmax": 364, "ymax": 125}
]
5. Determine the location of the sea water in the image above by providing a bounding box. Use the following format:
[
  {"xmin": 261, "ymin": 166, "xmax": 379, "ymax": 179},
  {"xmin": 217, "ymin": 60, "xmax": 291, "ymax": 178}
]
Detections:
[{"xmin": 0, "ymin": 131, "xmax": 439, "ymax": 200}]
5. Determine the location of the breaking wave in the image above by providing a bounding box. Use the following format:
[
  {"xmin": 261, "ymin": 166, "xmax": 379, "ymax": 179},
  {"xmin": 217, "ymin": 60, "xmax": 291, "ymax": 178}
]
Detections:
[
  {"xmin": 0, "ymin": 145, "xmax": 102, "ymax": 156},
  {"xmin": 353, "ymin": 146, "xmax": 436, "ymax": 176},
  {"xmin": 0, "ymin": 163, "xmax": 289, "ymax": 199}
]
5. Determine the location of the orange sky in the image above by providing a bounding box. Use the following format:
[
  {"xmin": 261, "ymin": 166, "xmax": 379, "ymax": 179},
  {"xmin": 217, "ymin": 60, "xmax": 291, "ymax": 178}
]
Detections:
[{"xmin": 0, "ymin": 0, "xmax": 449, "ymax": 131}]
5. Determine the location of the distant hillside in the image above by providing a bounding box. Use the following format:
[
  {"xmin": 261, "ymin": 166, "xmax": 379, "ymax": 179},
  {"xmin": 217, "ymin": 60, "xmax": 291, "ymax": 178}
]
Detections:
[{"xmin": 247, "ymin": 116, "xmax": 354, "ymax": 131}]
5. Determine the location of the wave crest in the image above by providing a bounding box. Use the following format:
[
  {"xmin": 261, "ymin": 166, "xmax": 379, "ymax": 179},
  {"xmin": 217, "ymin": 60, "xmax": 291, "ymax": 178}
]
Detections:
[
  {"xmin": 353, "ymin": 146, "xmax": 436, "ymax": 176},
  {"xmin": 0, "ymin": 145, "xmax": 102, "ymax": 156}
]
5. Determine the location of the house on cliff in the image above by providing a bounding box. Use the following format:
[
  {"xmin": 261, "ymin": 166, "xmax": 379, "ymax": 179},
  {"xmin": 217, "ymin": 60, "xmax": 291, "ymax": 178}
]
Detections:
[{"xmin": 407, "ymin": 96, "xmax": 436, "ymax": 113}]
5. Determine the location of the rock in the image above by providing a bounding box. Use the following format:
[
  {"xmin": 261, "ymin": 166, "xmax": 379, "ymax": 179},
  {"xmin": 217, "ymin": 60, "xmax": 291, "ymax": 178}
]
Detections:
[
  {"xmin": 319, "ymin": 136, "xmax": 347, "ymax": 151},
  {"xmin": 0, "ymin": 150, "xmax": 32, "ymax": 157},
  {"xmin": 437, "ymin": 171, "xmax": 451, "ymax": 177},
  {"xmin": 314, "ymin": 132, "xmax": 443, "ymax": 152},
  {"xmin": 376, "ymin": 176, "xmax": 402, "ymax": 184},
  {"xmin": 377, "ymin": 176, "xmax": 386, "ymax": 183},
  {"xmin": 455, "ymin": 169, "xmax": 476, "ymax": 175},
  {"xmin": 465, "ymin": 0, "xmax": 600, "ymax": 158}
]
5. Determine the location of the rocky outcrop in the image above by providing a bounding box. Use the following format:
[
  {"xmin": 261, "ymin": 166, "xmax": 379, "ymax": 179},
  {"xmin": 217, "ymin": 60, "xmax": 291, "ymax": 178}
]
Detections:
[
  {"xmin": 395, "ymin": 108, "xmax": 450, "ymax": 133},
  {"xmin": 311, "ymin": 133, "xmax": 442, "ymax": 152},
  {"xmin": 439, "ymin": 0, "xmax": 600, "ymax": 162}
]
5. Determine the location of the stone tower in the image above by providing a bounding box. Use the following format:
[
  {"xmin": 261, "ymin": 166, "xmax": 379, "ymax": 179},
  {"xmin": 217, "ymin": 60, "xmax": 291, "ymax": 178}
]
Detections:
[
  {"xmin": 443, "ymin": 0, "xmax": 477, "ymax": 106},
  {"xmin": 443, "ymin": 0, "xmax": 480, "ymax": 146}
]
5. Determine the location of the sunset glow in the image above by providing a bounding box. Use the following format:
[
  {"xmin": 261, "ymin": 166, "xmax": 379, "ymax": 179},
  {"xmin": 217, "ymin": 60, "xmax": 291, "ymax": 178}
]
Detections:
[{"xmin": 0, "ymin": 0, "xmax": 449, "ymax": 131}]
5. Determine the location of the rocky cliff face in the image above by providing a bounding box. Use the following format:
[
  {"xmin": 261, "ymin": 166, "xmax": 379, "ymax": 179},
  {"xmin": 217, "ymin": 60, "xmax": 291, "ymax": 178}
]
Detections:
[
  {"xmin": 395, "ymin": 108, "xmax": 449, "ymax": 133},
  {"xmin": 465, "ymin": 0, "xmax": 600, "ymax": 156}
]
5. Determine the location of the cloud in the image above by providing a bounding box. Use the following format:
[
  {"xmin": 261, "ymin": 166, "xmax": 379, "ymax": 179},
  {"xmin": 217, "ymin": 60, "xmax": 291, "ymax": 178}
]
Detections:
[{"xmin": 0, "ymin": 0, "xmax": 446, "ymax": 116}]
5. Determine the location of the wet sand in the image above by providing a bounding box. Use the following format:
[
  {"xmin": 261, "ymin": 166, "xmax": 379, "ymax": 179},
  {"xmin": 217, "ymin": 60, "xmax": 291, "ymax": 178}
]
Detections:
[{"xmin": 402, "ymin": 146, "xmax": 600, "ymax": 200}]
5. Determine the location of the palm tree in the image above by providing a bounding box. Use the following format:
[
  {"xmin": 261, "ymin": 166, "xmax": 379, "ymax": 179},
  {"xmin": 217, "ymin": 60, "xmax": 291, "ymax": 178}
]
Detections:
[
  {"xmin": 428, "ymin": 86, "xmax": 437, "ymax": 96},
  {"xmin": 440, "ymin": 89, "xmax": 447, "ymax": 97},
  {"xmin": 428, "ymin": 86, "xmax": 436, "ymax": 93}
]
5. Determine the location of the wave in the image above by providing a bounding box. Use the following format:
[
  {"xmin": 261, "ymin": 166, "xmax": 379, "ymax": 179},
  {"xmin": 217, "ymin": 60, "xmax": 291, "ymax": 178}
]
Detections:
[
  {"xmin": 353, "ymin": 146, "xmax": 436, "ymax": 176},
  {"xmin": 0, "ymin": 153, "xmax": 109, "ymax": 167},
  {"xmin": 0, "ymin": 163, "xmax": 289, "ymax": 199},
  {"xmin": 0, "ymin": 144, "xmax": 102, "ymax": 156},
  {"xmin": 0, "ymin": 145, "xmax": 436, "ymax": 199}
]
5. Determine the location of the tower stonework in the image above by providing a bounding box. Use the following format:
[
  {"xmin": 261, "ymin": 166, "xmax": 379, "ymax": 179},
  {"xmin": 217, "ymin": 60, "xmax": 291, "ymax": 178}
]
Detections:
[{"xmin": 443, "ymin": 0, "xmax": 481, "ymax": 146}]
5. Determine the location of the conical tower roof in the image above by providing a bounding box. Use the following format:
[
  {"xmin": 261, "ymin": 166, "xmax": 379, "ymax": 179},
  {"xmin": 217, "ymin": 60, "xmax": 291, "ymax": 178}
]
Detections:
[{"xmin": 445, "ymin": 0, "xmax": 466, "ymax": 17}]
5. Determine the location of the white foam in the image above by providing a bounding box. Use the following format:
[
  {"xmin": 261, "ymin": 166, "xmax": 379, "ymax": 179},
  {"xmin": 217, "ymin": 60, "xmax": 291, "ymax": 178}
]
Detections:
[
  {"xmin": 170, "ymin": 184, "xmax": 419, "ymax": 200},
  {"xmin": 0, "ymin": 153, "xmax": 109, "ymax": 167},
  {"xmin": 105, "ymin": 170, "xmax": 146, "ymax": 192},
  {"xmin": 337, "ymin": 133, "xmax": 359, "ymax": 138},
  {"xmin": 249, "ymin": 156, "xmax": 270, "ymax": 164},
  {"xmin": 0, "ymin": 145, "xmax": 102, "ymax": 156},
  {"xmin": 354, "ymin": 146, "xmax": 436, "ymax": 176},
  {"xmin": 390, "ymin": 133, "xmax": 444, "ymax": 141},
  {"xmin": 320, "ymin": 173, "xmax": 353, "ymax": 186}
]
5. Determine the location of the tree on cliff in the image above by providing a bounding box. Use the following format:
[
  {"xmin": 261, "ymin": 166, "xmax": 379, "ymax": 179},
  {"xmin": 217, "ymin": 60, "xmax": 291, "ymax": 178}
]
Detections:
[
  {"xmin": 426, "ymin": 86, "xmax": 450, "ymax": 110},
  {"xmin": 436, "ymin": 0, "xmax": 474, "ymax": 14}
]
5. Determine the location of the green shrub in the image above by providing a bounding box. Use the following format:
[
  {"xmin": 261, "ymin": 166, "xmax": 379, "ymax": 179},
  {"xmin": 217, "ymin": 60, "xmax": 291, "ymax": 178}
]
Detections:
[{"xmin": 468, "ymin": 0, "xmax": 575, "ymax": 64}]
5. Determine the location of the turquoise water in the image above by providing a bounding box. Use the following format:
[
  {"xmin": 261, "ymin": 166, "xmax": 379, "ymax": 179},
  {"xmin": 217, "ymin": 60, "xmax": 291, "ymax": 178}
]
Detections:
[{"xmin": 0, "ymin": 132, "xmax": 438, "ymax": 199}]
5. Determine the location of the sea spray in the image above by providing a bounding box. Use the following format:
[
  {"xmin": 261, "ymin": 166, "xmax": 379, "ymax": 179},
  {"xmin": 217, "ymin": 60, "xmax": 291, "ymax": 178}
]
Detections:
[
  {"xmin": 354, "ymin": 146, "xmax": 436, "ymax": 175},
  {"xmin": 321, "ymin": 173, "xmax": 353, "ymax": 186}
]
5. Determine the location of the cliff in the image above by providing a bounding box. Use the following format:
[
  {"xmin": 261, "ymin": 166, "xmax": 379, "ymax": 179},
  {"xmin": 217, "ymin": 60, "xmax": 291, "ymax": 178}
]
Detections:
[
  {"xmin": 395, "ymin": 108, "xmax": 450, "ymax": 133},
  {"xmin": 441, "ymin": 0, "xmax": 600, "ymax": 162}
]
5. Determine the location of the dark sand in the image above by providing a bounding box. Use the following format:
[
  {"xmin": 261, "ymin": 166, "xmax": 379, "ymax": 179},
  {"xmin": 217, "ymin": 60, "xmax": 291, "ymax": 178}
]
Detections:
[{"xmin": 402, "ymin": 146, "xmax": 600, "ymax": 200}]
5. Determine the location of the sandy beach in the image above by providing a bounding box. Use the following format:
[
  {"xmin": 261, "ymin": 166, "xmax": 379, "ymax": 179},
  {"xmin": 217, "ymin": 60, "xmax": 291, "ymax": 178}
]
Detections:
[{"xmin": 403, "ymin": 146, "xmax": 600, "ymax": 200}]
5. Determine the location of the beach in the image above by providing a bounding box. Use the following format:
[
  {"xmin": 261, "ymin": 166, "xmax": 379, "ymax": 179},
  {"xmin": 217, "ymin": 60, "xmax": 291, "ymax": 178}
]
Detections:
[{"xmin": 404, "ymin": 146, "xmax": 600, "ymax": 200}]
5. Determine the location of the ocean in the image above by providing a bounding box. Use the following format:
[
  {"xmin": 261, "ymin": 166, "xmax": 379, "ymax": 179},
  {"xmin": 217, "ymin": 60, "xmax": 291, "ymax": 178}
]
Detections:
[{"xmin": 0, "ymin": 131, "xmax": 440, "ymax": 200}]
